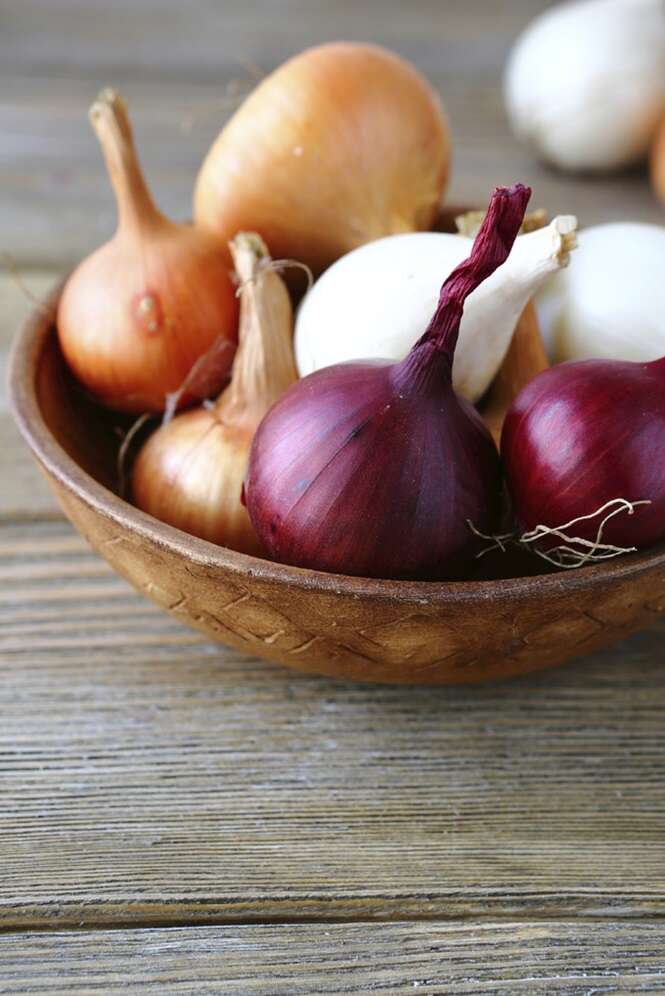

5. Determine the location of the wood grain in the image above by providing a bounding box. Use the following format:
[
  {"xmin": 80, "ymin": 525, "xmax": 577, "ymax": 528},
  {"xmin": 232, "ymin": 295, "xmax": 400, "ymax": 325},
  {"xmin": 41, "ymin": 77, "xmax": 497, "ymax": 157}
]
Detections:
[
  {"xmin": 0, "ymin": 1, "xmax": 661, "ymax": 268},
  {"xmin": 0, "ymin": 272, "xmax": 59, "ymax": 519},
  {"xmin": 3, "ymin": 0, "xmax": 665, "ymax": 980},
  {"xmin": 1, "ymin": 921, "xmax": 664, "ymax": 994},
  {"xmin": 1, "ymin": 520, "xmax": 665, "ymax": 928}
]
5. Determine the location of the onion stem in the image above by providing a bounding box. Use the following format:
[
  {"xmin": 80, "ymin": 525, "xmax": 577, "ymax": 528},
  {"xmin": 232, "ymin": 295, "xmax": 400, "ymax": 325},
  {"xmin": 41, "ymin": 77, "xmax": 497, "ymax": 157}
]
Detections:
[
  {"xmin": 89, "ymin": 88, "xmax": 162, "ymax": 232},
  {"xmin": 393, "ymin": 184, "xmax": 532, "ymax": 393}
]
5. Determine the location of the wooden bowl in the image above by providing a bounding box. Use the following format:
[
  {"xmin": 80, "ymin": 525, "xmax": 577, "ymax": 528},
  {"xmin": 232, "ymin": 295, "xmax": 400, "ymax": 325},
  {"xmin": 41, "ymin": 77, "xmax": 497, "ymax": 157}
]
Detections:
[{"xmin": 10, "ymin": 284, "xmax": 665, "ymax": 685}]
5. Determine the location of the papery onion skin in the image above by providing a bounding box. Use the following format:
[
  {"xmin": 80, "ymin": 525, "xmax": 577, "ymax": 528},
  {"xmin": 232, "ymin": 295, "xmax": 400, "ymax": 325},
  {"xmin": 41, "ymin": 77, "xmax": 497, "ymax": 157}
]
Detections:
[
  {"xmin": 194, "ymin": 42, "xmax": 449, "ymax": 274},
  {"xmin": 501, "ymin": 357, "xmax": 665, "ymax": 550},
  {"xmin": 59, "ymin": 227, "xmax": 239, "ymax": 414},
  {"xmin": 133, "ymin": 409, "xmax": 263, "ymax": 554},
  {"xmin": 245, "ymin": 184, "xmax": 531, "ymax": 580},
  {"xmin": 536, "ymin": 223, "xmax": 665, "ymax": 365},
  {"xmin": 132, "ymin": 232, "xmax": 296, "ymax": 555},
  {"xmin": 295, "ymin": 215, "xmax": 577, "ymax": 402},
  {"xmin": 58, "ymin": 89, "xmax": 238, "ymax": 415}
]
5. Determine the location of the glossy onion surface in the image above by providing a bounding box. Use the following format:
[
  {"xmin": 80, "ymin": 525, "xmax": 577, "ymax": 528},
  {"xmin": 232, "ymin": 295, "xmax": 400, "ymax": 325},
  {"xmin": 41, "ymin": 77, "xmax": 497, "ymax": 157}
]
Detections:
[
  {"xmin": 246, "ymin": 360, "xmax": 500, "ymax": 578},
  {"xmin": 245, "ymin": 185, "xmax": 532, "ymax": 579},
  {"xmin": 502, "ymin": 357, "xmax": 665, "ymax": 550}
]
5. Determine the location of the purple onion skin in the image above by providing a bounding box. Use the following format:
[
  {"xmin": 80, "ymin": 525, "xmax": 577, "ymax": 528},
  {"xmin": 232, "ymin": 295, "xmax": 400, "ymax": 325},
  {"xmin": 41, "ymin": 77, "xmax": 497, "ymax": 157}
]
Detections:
[
  {"xmin": 246, "ymin": 359, "xmax": 501, "ymax": 579},
  {"xmin": 245, "ymin": 184, "xmax": 531, "ymax": 580},
  {"xmin": 502, "ymin": 357, "xmax": 665, "ymax": 550}
]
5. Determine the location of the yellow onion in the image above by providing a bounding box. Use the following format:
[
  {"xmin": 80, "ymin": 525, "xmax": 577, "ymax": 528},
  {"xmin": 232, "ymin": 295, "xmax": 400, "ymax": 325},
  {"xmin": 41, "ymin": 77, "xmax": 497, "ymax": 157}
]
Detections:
[
  {"xmin": 194, "ymin": 42, "xmax": 449, "ymax": 274},
  {"xmin": 651, "ymin": 116, "xmax": 665, "ymax": 206},
  {"xmin": 132, "ymin": 233, "xmax": 296, "ymax": 554},
  {"xmin": 57, "ymin": 89, "xmax": 238, "ymax": 414}
]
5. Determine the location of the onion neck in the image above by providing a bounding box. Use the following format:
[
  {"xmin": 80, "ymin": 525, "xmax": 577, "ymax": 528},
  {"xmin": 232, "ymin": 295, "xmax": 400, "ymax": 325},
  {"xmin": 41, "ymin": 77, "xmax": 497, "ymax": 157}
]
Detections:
[
  {"xmin": 89, "ymin": 88, "xmax": 165, "ymax": 234},
  {"xmin": 393, "ymin": 183, "xmax": 531, "ymax": 394},
  {"xmin": 218, "ymin": 233, "xmax": 297, "ymax": 425},
  {"xmin": 503, "ymin": 215, "xmax": 578, "ymax": 287}
]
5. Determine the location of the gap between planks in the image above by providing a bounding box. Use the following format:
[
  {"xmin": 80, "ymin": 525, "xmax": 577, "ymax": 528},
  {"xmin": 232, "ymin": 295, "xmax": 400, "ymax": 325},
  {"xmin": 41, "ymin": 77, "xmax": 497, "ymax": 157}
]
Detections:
[{"xmin": 0, "ymin": 910, "xmax": 664, "ymax": 938}]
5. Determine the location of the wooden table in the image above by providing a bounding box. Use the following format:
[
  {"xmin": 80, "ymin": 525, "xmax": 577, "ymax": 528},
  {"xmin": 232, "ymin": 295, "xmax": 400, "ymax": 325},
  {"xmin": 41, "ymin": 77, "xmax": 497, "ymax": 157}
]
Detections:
[{"xmin": 2, "ymin": 1, "xmax": 664, "ymax": 991}]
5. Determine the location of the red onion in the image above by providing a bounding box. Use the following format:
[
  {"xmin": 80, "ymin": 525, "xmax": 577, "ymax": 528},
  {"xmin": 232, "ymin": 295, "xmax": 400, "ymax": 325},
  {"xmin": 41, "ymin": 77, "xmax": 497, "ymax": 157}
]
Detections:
[
  {"xmin": 502, "ymin": 357, "xmax": 665, "ymax": 567},
  {"xmin": 244, "ymin": 184, "xmax": 531, "ymax": 579}
]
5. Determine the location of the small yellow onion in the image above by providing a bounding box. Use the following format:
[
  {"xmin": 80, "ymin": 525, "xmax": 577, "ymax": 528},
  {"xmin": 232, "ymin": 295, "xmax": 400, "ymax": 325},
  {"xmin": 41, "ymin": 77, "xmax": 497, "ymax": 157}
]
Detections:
[
  {"xmin": 651, "ymin": 116, "xmax": 665, "ymax": 206},
  {"xmin": 132, "ymin": 233, "xmax": 296, "ymax": 555},
  {"xmin": 194, "ymin": 42, "xmax": 450, "ymax": 274},
  {"xmin": 58, "ymin": 89, "xmax": 239, "ymax": 414}
]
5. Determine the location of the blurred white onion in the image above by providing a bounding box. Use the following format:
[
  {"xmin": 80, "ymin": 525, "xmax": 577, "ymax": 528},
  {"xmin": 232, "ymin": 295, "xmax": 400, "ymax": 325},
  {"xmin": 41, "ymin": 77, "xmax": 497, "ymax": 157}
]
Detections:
[
  {"xmin": 504, "ymin": 0, "xmax": 665, "ymax": 172},
  {"xmin": 535, "ymin": 222, "xmax": 665, "ymax": 362}
]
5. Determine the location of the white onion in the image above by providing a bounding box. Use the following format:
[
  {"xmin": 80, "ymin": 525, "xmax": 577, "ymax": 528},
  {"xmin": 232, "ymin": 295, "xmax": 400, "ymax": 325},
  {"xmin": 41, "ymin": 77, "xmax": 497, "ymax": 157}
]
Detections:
[
  {"xmin": 295, "ymin": 217, "xmax": 577, "ymax": 403},
  {"xmin": 504, "ymin": 0, "xmax": 665, "ymax": 172},
  {"xmin": 536, "ymin": 222, "xmax": 665, "ymax": 363}
]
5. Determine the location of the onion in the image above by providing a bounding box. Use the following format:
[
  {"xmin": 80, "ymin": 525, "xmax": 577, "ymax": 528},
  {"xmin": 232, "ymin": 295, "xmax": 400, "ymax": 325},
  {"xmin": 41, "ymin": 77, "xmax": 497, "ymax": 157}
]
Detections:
[
  {"xmin": 651, "ymin": 116, "xmax": 665, "ymax": 206},
  {"xmin": 295, "ymin": 214, "xmax": 576, "ymax": 403},
  {"xmin": 194, "ymin": 43, "xmax": 449, "ymax": 274},
  {"xmin": 132, "ymin": 233, "xmax": 296, "ymax": 554},
  {"xmin": 502, "ymin": 357, "xmax": 665, "ymax": 567},
  {"xmin": 58, "ymin": 89, "xmax": 238, "ymax": 414},
  {"xmin": 244, "ymin": 184, "xmax": 531, "ymax": 580},
  {"xmin": 536, "ymin": 223, "xmax": 665, "ymax": 364},
  {"xmin": 482, "ymin": 301, "xmax": 549, "ymax": 447},
  {"xmin": 504, "ymin": 0, "xmax": 665, "ymax": 172}
]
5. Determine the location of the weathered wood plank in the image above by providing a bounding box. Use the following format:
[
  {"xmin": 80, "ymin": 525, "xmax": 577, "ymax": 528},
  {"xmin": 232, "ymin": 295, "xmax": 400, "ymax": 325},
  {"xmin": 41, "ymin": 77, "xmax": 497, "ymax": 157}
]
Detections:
[
  {"xmin": 0, "ymin": 0, "xmax": 660, "ymax": 267},
  {"xmin": 1, "ymin": 0, "xmax": 551, "ymax": 81},
  {"xmin": 1, "ymin": 272, "xmax": 61, "ymax": 520},
  {"xmin": 3, "ymin": 1, "xmax": 665, "ymax": 974},
  {"xmin": 1, "ymin": 519, "xmax": 664, "ymax": 929},
  {"xmin": 1, "ymin": 921, "xmax": 665, "ymax": 994},
  {"xmin": 0, "ymin": 416, "xmax": 59, "ymax": 521}
]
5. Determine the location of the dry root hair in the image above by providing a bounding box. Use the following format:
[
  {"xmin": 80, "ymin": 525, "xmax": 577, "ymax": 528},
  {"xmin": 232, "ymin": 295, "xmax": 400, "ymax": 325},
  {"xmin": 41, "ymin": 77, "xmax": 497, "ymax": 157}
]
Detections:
[{"xmin": 469, "ymin": 498, "xmax": 652, "ymax": 570}]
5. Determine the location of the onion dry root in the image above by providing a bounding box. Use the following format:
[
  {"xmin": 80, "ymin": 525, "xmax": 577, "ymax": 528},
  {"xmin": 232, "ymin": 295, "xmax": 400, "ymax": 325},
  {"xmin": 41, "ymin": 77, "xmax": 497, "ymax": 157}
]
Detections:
[{"xmin": 470, "ymin": 498, "xmax": 653, "ymax": 569}]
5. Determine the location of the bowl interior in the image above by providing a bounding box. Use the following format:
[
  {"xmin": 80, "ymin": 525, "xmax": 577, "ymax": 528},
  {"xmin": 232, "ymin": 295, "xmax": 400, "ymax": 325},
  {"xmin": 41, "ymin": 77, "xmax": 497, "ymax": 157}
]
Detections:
[
  {"xmin": 34, "ymin": 320, "xmax": 558, "ymax": 583},
  {"xmin": 36, "ymin": 330, "xmax": 129, "ymax": 493}
]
